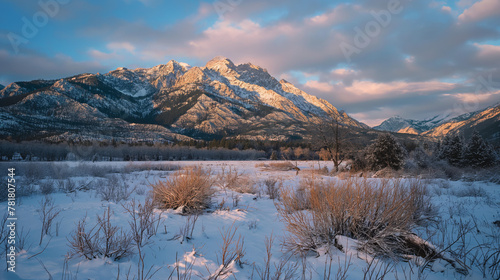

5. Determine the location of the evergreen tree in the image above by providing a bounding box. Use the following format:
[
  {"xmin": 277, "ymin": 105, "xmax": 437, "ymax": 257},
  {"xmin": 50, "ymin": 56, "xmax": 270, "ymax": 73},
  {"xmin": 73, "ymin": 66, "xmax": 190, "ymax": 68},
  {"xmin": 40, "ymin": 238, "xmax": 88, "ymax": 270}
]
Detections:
[
  {"xmin": 366, "ymin": 134, "xmax": 406, "ymax": 170},
  {"xmin": 438, "ymin": 134, "xmax": 464, "ymax": 166},
  {"xmin": 463, "ymin": 130, "xmax": 497, "ymax": 168}
]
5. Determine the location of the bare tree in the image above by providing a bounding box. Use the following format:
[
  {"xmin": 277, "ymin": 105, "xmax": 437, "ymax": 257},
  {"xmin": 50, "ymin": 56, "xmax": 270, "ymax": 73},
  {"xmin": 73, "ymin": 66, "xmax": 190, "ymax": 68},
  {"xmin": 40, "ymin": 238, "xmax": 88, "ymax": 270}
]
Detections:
[{"xmin": 313, "ymin": 111, "xmax": 352, "ymax": 172}]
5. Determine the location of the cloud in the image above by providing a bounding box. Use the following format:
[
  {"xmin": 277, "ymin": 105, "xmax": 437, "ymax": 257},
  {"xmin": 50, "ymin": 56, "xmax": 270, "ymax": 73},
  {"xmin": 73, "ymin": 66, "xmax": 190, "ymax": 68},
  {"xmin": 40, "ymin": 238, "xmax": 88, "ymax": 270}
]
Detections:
[
  {"xmin": 107, "ymin": 42, "xmax": 136, "ymax": 53},
  {"xmin": 0, "ymin": 49, "xmax": 105, "ymax": 83},
  {"xmin": 458, "ymin": 0, "xmax": 500, "ymax": 22},
  {"xmin": 87, "ymin": 49, "xmax": 122, "ymax": 61},
  {"xmin": 441, "ymin": 6, "xmax": 452, "ymax": 13},
  {"xmin": 2, "ymin": 0, "xmax": 500, "ymax": 125},
  {"xmin": 304, "ymin": 80, "xmax": 334, "ymax": 92},
  {"xmin": 474, "ymin": 43, "xmax": 500, "ymax": 64}
]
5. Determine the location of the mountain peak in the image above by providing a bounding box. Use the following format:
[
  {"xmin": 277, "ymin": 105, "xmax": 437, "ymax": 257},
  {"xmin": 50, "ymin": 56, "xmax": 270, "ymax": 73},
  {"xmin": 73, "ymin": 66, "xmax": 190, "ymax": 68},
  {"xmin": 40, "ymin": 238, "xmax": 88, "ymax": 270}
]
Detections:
[
  {"xmin": 165, "ymin": 60, "xmax": 191, "ymax": 71},
  {"xmin": 206, "ymin": 56, "xmax": 236, "ymax": 71}
]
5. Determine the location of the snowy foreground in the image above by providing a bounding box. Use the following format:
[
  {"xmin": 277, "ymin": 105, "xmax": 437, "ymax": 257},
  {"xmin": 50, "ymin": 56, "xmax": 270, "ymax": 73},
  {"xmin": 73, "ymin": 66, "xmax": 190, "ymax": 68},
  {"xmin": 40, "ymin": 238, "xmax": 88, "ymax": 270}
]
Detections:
[{"xmin": 1, "ymin": 161, "xmax": 499, "ymax": 280}]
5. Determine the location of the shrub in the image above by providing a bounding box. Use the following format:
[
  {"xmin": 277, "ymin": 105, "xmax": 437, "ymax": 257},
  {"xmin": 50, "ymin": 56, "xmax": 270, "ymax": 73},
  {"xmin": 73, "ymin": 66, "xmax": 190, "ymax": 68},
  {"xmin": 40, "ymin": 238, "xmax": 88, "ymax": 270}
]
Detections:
[
  {"xmin": 264, "ymin": 178, "xmax": 280, "ymax": 200},
  {"xmin": 57, "ymin": 179, "xmax": 77, "ymax": 193},
  {"xmin": 151, "ymin": 167, "xmax": 214, "ymax": 213},
  {"xmin": 38, "ymin": 196, "xmax": 61, "ymax": 245},
  {"xmin": 68, "ymin": 207, "xmax": 133, "ymax": 261},
  {"xmin": 366, "ymin": 134, "xmax": 406, "ymax": 171},
  {"xmin": 98, "ymin": 175, "xmax": 135, "ymax": 202},
  {"xmin": 39, "ymin": 180, "xmax": 56, "ymax": 195},
  {"xmin": 123, "ymin": 199, "xmax": 160, "ymax": 247},
  {"xmin": 217, "ymin": 166, "xmax": 256, "ymax": 194},
  {"xmin": 277, "ymin": 178, "xmax": 433, "ymax": 257}
]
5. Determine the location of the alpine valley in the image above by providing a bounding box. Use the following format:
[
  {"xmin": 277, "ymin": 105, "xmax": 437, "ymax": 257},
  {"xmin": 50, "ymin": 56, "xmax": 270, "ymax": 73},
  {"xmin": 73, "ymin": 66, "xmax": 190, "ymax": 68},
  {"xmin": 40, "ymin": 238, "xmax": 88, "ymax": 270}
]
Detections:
[{"xmin": 0, "ymin": 56, "xmax": 368, "ymax": 143}]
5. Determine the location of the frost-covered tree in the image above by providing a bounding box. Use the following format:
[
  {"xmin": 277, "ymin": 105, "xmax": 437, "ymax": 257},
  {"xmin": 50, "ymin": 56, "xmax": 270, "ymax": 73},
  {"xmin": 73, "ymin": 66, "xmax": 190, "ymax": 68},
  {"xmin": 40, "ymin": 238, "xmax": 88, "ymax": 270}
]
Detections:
[
  {"xmin": 463, "ymin": 131, "xmax": 497, "ymax": 168},
  {"xmin": 366, "ymin": 134, "xmax": 406, "ymax": 170},
  {"xmin": 410, "ymin": 146, "xmax": 431, "ymax": 169},
  {"xmin": 438, "ymin": 134, "xmax": 463, "ymax": 166}
]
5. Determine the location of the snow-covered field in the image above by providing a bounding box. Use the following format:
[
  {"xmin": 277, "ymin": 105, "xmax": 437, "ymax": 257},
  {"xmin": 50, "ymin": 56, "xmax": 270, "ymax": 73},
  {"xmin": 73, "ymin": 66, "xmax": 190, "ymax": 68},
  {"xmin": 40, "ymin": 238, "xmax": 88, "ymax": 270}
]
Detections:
[{"xmin": 1, "ymin": 161, "xmax": 499, "ymax": 280}]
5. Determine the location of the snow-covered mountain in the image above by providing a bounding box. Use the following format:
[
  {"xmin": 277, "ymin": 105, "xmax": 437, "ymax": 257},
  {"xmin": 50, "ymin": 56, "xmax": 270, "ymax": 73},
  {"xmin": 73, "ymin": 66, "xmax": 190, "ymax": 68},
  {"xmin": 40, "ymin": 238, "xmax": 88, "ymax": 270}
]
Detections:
[
  {"xmin": 423, "ymin": 104, "xmax": 500, "ymax": 141},
  {"xmin": 375, "ymin": 104, "xmax": 500, "ymax": 142},
  {"xmin": 0, "ymin": 84, "xmax": 4, "ymax": 90},
  {"xmin": 373, "ymin": 114, "xmax": 450, "ymax": 134},
  {"xmin": 0, "ymin": 57, "xmax": 367, "ymax": 142}
]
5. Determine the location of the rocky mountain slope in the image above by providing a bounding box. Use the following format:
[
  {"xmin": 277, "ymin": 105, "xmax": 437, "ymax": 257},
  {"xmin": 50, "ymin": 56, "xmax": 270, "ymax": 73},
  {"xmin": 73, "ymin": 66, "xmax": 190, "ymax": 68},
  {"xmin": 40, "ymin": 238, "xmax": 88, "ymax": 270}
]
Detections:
[
  {"xmin": 0, "ymin": 57, "xmax": 367, "ymax": 142},
  {"xmin": 423, "ymin": 104, "xmax": 500, "ymax": 141}
]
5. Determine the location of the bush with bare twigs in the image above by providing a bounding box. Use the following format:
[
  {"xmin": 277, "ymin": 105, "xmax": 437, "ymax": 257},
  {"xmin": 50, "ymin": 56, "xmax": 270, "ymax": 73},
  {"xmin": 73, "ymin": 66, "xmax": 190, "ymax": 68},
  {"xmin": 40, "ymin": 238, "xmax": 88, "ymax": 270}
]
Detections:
[
  {"xmin": 208, "ymin": 223, "xmax": 245, "ymax": 279},
  {"xmin": 123, "ymin": 199, "xmax": 163, "ymax": 280},
  {"xmin": 98, "ymin": 175, "xmax": 136, "ymax": 203},
  {"xmin": 38, "ymin": 196, "xmax": 61, "ymax": 245},
  {"xmin": 123, "ymin": 198, "xmax": 161, "ymax": 247},
  {"xmin": 217, "ymin": 166, "xmax": 256, "ymax": 194},
  {"xmin": 277, "ymin": 178, "xmax": 436, "ymax": 258},
  {"xmin": 151, "ymin": 167, "xmax": 214, "ymax": 214},
  {"xmin": 68, "ymin": 207, "xmax": 133, "ymax": 261},
  {"xmin": 263, "ymin": 178, "xmax": 281, "ymax": 200},
  {"xmin": 252, "ymin": 234, "xmax": 298, "ymax": 280}
]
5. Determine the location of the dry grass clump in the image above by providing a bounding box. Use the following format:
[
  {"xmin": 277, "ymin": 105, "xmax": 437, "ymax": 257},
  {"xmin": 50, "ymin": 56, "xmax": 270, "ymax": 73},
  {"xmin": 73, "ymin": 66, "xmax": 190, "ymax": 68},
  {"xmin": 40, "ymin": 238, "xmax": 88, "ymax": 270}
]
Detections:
[
  {"xmin": 300, "ymin": 166, "xmax": 330, "ymax": 177},
  {"xmin": 124, "ymin": 162, "xmax": 181, "ymax": 173},
  {"xmin": 151, "ymin": 167, "xmax": 214, "ymax": 213},
  {"xmin": 256, "ymin": 161, "xmax": 297, "ymax": 171},
  {"xmin": 217, "ymin": 166, "xmax": 257, "ymax": 194},
  {"xmin": 277, "ymin": 178, "xmax": 434, "ymax": 257}
]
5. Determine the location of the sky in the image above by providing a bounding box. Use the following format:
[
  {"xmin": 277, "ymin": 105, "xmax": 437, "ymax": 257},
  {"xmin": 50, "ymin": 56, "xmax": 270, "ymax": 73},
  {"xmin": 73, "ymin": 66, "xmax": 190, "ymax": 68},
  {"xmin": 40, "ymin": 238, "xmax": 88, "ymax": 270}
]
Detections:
[{"xmin": 1, "ymin": 0, "xmax": 500, "ymax": 126}]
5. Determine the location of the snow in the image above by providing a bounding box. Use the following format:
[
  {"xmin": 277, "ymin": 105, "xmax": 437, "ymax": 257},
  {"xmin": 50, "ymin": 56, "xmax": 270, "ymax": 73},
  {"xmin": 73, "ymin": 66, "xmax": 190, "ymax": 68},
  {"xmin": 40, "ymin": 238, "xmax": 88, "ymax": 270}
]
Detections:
[{"xmin": 1, "ymin": 161, "xmax": 499, "ymax": 280}]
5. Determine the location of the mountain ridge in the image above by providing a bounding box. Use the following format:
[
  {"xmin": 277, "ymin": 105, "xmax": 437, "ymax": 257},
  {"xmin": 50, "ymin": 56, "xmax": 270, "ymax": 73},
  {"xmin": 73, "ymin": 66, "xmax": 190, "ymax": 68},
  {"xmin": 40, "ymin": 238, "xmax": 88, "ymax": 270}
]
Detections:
[
  {"xmin": 0, "ymin": 56, "xmax": 367, "ymax": 142},
  {"xmin": 374, "ymin": 105, "xmax": 500, "ymax": 142},
  {"xmin": 373, "ymin": 114, "xmax": 451, "ymax": 134}
]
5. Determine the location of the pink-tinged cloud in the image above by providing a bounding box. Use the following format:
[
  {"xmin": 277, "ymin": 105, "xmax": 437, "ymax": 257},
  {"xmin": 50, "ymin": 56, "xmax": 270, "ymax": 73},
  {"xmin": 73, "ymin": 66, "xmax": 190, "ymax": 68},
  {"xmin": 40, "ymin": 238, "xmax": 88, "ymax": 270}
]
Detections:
[
  {"xmin": 88, "ymin": 49, "xmax": 122, "ymax": 61},
  {"xmin": 342, "ymin": 80, "xmax": 456, "ymax": 97},
  {"xmin": 441, "ymin": 6, "xmax": 452, "ymax": 13},
  {"xmin": 447, "ymin": 90, "xmax": 500, "ymax": 103},
  {"xmin": 171, "ymin": 18, "xmax": 347, "ymax": 74},
  {"xmin": 107, "ymin": 42, "xmax": 136, "ymax": 53},
  {"xmin": 331, "ymin": 68, "xmax": 357, "ymax": 76},
  {"xmin": 458, "ymin": 0, "xmax": 500, "ymax": 22},
  {"xmin": 474, "ymin": 44, "xmax": 500, "ymax": 61},
  {"xmin": 305, "ymin": 4, "xmax": 361, "ymax": 26},
  {"xmin": 304, "ymin": 80, "xmax": 334, "ymax": 92}
]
